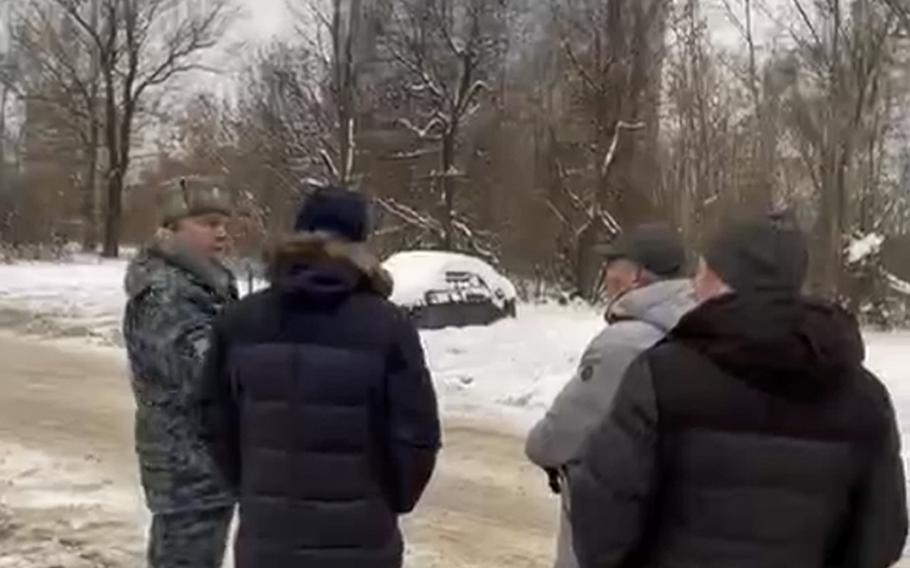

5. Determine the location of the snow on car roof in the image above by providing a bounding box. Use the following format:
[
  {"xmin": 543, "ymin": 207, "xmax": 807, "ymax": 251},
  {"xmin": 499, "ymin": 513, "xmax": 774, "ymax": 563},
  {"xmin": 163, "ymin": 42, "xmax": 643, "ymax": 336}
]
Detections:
[{"xmin": 383, "ymin": 250, "xmax": 517, "ymax": 307}]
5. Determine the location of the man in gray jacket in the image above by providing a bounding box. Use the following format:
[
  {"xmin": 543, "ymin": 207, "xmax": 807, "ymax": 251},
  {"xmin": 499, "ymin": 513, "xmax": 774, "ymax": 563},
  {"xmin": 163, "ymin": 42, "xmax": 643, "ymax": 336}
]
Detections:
[{"xmin": 526, "ymin": 224, "xmax": 695, "ymax": 568}]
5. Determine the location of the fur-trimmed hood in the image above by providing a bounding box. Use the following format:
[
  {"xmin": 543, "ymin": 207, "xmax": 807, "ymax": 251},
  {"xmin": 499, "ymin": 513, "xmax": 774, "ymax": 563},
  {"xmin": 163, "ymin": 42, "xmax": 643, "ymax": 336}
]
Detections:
[{"xmin": 267, "ymin": 232, "xmax": 394, "ymax": 299}]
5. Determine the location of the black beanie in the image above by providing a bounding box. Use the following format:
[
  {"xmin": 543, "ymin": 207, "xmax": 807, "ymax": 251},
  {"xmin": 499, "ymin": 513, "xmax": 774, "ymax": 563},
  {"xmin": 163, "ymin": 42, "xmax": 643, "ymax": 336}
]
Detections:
[
  {"xmin": 295, "ymin": 186, "xmax": 370, "ymax": 242},
  {"xmin": 705, "ymin": 212, "xmax": 809, "ymax": 296}
]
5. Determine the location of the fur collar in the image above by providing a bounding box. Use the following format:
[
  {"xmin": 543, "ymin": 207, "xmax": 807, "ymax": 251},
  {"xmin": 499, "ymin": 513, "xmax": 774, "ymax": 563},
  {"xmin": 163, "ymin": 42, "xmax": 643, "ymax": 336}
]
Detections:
[
  {"xmin": 267, "ymin": 232, "xmax": 394, "ymax": 298},
  {"xmin": 126, "ymin": 230, "xmax": 236, "ymax": 301}
]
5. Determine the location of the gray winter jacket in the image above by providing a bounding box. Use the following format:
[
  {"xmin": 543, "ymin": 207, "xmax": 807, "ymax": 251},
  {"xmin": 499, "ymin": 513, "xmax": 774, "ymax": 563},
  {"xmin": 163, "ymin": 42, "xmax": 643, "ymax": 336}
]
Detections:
[{"xmin": 525, "ymin": 279, "xmax": 695, "ymax": 568}]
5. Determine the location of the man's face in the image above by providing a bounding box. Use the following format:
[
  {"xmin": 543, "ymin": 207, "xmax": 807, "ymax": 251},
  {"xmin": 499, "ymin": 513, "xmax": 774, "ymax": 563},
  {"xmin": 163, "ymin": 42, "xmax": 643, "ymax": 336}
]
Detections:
[
  {"xmin": 172, "ymin": 213, "xmax": 230, "ymax": 258},
  {"xmin": 603, "ymin": 258, "xmax": 644, "ymax": 300},
  {"xmin": 693, "ymin": 257, "xmax": 731, "ymax": 303}
]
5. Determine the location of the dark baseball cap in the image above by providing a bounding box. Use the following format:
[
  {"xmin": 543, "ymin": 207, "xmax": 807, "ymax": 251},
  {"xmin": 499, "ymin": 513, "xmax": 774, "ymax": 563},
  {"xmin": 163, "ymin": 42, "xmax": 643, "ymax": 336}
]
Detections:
[
  {"xmin": 704, "ymin": 211, "xmax": 809, "ymax": 296},
  {"xmin": 597, "ymin": 223, "xmax": 687, "ymax": 277}
]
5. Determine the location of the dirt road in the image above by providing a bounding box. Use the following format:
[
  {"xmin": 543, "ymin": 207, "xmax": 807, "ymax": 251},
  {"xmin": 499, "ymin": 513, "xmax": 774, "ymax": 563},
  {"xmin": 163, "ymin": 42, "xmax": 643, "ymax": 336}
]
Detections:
[{"xmin": 0, "ymin": 333, "xmax": 558, "ymax": 568}]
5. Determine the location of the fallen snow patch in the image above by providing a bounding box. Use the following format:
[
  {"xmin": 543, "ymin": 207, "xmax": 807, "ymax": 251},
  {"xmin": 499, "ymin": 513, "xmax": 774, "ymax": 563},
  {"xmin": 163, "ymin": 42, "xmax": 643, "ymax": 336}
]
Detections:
[
  {"xmin": 886, "ymin": 271, "xmax": 910, "ymax": 296},
  {"xmin": 847, "ymin": 233, "xmax": 885, "ymax": 264}
]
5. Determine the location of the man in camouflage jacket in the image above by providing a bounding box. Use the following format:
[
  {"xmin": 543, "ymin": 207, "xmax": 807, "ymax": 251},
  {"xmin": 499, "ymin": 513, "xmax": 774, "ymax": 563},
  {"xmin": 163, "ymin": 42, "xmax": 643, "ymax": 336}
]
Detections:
[{"xmin": 123, "ymin": 178, "xmax": 238, "ymax": 568}]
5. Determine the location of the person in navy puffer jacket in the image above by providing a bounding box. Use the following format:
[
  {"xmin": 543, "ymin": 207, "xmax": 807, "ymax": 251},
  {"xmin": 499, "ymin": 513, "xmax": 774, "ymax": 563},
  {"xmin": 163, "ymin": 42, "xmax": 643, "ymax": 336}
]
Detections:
[{"xmin": 199, "ymin": 186, "xmax": 441, "ymax": 568}]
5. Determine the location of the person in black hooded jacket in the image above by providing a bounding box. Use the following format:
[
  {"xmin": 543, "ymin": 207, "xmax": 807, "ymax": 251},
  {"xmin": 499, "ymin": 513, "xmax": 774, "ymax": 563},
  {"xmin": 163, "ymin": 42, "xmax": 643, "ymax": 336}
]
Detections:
[
  {"xmin": 568, "ymin": 212, "xmax": 908, "ymax": 568},
  {"xmin": 198, "ymin": 187, "xmax": 441, "ymax": 568}
]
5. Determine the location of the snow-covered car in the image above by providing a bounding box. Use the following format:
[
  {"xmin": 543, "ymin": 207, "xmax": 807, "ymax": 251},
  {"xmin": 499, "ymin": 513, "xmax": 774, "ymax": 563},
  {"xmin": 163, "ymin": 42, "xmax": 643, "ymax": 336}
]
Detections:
[{"xmin": 383, "ymin": 251, "xmax": 518, "ymax": 330}]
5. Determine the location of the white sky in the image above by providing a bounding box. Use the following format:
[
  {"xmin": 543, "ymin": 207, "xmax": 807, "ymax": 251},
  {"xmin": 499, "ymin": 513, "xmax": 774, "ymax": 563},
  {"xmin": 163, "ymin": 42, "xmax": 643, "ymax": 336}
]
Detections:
[
  {"xmin": 236, "ymin": 0, "xmax": 293, "ymax": 43},
  {"xmin": 228, "ymin": 0, "xmax": 789, "ymax": 63},
  {"xmin": 153, "ymin": 0, "xmax": 797, "ymax": 140},
  {"xmin": 704, "ymin": 0, "xmax": 792, "ymax": 51}
]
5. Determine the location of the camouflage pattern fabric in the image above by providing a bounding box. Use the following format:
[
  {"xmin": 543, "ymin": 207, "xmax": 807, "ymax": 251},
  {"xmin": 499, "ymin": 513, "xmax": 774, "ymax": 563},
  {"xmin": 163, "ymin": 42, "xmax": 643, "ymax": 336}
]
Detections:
[
  {"xmin": 148, "ymin": 506, "xmax": 234, "ymax": 568},
  {"xmin": 123, "ymin": 236, "xmax": 238, "ymax": 514}
]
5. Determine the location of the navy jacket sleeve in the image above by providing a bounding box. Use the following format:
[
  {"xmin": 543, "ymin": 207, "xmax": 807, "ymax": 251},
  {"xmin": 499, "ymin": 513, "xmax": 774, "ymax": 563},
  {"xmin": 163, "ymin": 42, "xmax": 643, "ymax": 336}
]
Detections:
[
  {"xmin": 568, "ymin": 356, "xmax": 660, "ymax": 568},
  {"xmin": 385, "ymin": 312, "xmax": 441, "ymax": 514},
  {"xmin": 198, "ymin": 315, "xmax": 241, "ymax": 491}
]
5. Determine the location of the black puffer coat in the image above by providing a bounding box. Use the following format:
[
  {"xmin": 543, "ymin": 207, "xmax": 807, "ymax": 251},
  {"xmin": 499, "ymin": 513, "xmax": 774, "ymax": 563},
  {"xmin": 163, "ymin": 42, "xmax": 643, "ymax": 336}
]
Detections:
[
  {"xmin": 199, "ymin": 233, "xmax": 441, "ymax": 568},
  {"xmin": 569, "ymin": 294, "xmax": 907, "ymax": 568}
]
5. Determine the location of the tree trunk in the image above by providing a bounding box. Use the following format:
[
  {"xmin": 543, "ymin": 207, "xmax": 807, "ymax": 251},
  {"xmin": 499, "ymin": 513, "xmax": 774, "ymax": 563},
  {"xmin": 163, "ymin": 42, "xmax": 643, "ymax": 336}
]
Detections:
[
  {"xmin": 81, "ymin": 114, "xmax": 100, "ymax": 252},
  {"xmin": 80, "ymin": 140, "xmax": 99, "ymax": 252},
  {"xmin": 101, "ymin": 169, "xmax": 122, "ymax": 258},
  {"xmin": 100, "ymin": 56, "xmax": 120, "ymax": 258},
  {"xmin": 82, "ymin": 0, "xmax": 101, "ymax": 253},
  {"xmin": 441, "ymin": 133, "xmax": 456, "ymax": 249},
  {"xmin": 335, "ymin": 0, "xmax": 361, "ymax": 185}
]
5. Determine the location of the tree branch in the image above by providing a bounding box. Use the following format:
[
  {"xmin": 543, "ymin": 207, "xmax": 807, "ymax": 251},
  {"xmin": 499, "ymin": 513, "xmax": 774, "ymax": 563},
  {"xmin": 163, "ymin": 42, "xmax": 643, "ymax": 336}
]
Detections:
[{"xmin": 601, "ymin": 121, "xmax": 646, "ymax": 178}]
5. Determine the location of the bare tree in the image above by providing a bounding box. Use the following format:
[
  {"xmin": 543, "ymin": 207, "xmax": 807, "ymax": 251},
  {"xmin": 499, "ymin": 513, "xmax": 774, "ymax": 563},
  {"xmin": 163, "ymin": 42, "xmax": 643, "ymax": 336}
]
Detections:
[
  {"xmin": 551, "ymin": 0, "xmax": 668, "ymax": 225},
  {"xmin": 233, "ymin": 42, "xmax": 327, "ymax": 233},
  {"xmin": 664, "ymin": 0, "xmax": 727, "ymax": 244},
  {"xmin": 381, "ymin": 0, "xmax": 508, "ymax": 252},
  {"xmin": 782, "ymin": 0, "xmax": 898, "ymax": 297},
  {"xmin": 534, "ymin": 0, "xmax": 667, "ymax": 297},
  {"xmin": 324, "ymin": 0, "xmax": 362, "ymax": 185},
  {"xmin": 7, "ymin": 0, "xmax": 105, "ymax": 250},
  {"xmin": 53, "ymin": 0, "xmax": 237, "ymax": 257},
  {"xmin": 719, "ymin": 0, "xmax": 784, "ymax": 211},
  {"xmin": 287, "ymin": 0, "xmax": 365, "ymax": 186}
]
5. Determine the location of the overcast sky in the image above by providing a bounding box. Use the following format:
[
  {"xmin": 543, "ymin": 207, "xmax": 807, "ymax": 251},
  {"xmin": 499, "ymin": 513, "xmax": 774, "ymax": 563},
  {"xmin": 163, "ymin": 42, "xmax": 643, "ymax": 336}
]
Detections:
[
  {"xmin": 230, "ymin": 0, "xmax": 788, "ymax": 57},
  {"xmin": 237, "ymin": 0, "xmax": 292, "ymax": 43},
  {"xmin": 150, "ymin": 0, "xmax": 796, "ymax": 124}
]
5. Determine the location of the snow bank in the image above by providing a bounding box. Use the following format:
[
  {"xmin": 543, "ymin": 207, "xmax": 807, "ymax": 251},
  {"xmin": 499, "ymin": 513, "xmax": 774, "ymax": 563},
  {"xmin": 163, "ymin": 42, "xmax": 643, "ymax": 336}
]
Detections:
[
  {"xmin": 384, "ymin": 251, "xmax": 517, "ymax": 309},
  {"xmin": 421, "ymin": 304, "xmax": 602, "ymax": 427},
  {"xmin": 0, "ymin": 259, "xmax": 129, "ymax": 344}
]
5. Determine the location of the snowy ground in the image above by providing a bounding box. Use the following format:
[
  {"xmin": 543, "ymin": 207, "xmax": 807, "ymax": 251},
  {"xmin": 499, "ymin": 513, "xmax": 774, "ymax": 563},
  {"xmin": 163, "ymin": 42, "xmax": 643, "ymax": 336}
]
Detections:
[
  {"xmin": 0, "ymin": 441, "xmax": 145, "ymax": 568},
  {"xmin": 0, "ymin": 258, "xmax": 604, "ymax": 429},
  {"xmin": 0, "ymin": 258, "xmax": 128, "ymax": 346},
  {"xmin": 0, "ymin": 258, "xmax": 907, "ymax": 430},
  {"xmin": 0, "ymin": 333, "xmax": 557, "ymax": 567},
  {"xmin": 0, "ymin": 258, "xmax": 908, "ymax": 567}
]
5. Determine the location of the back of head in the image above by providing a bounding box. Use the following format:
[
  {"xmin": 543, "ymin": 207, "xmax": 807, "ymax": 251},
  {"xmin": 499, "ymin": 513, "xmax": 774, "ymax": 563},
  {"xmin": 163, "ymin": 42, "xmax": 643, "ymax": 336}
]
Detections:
[
  {"xmin": 705, "ymin": 210, "xmax": 809, "ymax": 297},
  {"xmin": 269, "ymin": 186, "xmax": 392, "ymax": 302},
  {"xmin": 294, "ymin": 186, "xmax": 371, "ymax": 243},
  {"xmin": 683, "ymin": 212, "xmax": 865, "ymax": 400}
]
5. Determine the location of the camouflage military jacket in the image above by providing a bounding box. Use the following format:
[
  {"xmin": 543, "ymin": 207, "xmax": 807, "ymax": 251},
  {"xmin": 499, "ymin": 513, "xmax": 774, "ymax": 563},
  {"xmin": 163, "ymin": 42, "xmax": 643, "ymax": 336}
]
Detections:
[{"xmin": 123, "ymin": 237, "xmax": 238, "ymax": 514}]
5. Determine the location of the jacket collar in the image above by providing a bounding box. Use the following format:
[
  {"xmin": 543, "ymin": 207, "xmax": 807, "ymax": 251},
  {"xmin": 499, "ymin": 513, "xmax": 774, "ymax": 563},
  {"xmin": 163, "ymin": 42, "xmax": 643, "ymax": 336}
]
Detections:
[
  {"xmin": 127, "ymin": 231, "xmax": 237, "ymax": 302},
  {"xmin": 266, "ymin": 232, "xmax": 393, "ymax": 299},
  {"xmin": 606, "ymin": 279, "xmax": 695, "ymax": 332}
]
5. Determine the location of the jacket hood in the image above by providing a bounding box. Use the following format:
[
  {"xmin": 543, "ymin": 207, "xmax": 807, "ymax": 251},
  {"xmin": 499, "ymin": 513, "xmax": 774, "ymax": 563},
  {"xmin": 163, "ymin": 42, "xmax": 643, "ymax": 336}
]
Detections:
[
  {"xmin": 125, "ymin": 231, "xmax": 236, "ymax": 301},
  {"xmin": 670, "ymin": 294, "xmax": 865, "ymax": 400},
  {"xmin": 266, "ymin": 232, "xmax": 393, "ymax": 302},
  {"xmin": 607, "ymin": 279, "xmax": 696, "ymax": 332}
]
